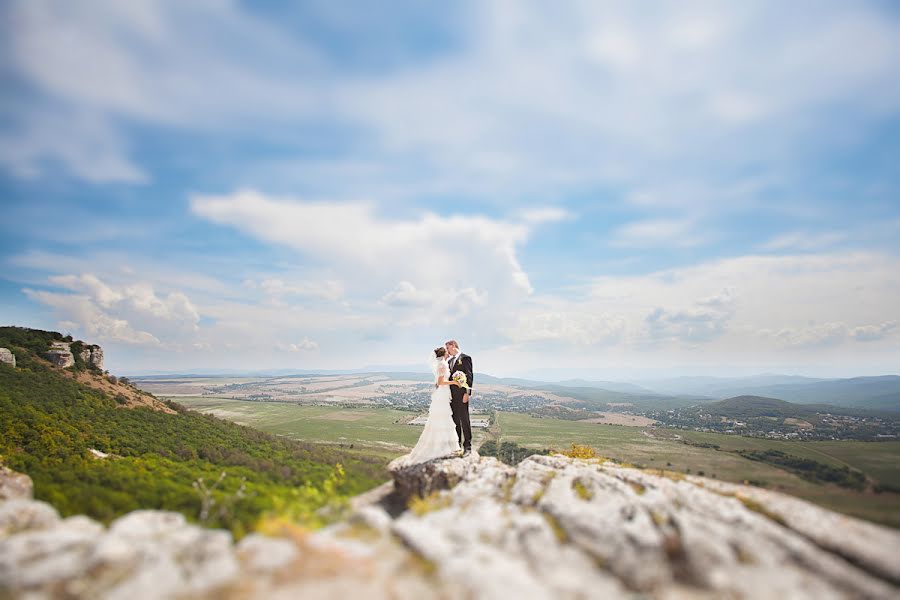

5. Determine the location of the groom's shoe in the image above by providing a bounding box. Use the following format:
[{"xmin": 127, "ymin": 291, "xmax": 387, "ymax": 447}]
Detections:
[{"xmin": 462, "ymin": 448, "xmax": 472, "ymax": 457}]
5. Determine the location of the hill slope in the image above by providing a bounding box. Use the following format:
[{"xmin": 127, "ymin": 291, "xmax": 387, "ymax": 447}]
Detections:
[{"xmin": 0, "ymin": 327, "xmax": 385, "ymax": 536}]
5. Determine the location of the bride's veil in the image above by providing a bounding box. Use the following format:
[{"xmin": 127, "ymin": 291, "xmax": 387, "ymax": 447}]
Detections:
[{"xmin": 427, "ymin": 351, "xmax": 444, "ymax": 377}]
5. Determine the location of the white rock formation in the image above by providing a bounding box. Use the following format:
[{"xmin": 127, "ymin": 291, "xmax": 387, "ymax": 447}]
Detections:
[
  {"xmin": 0, "ymin": 348, "xmax": 14, "ymax": 368},
  {"xmin": 0, "ymin": 466, "xmax": 31, "ymax": 502},
  {"xmin": 2, "ymin": 455, "xmax": 898, "ymax": 599},
  {"xmin": 79, "ymin": 345, "xmax": 104, "ymax": 370},
  {"xmin": 43, "ymin": 341, "xmax": 104, "ymax": 370},
  {"xmin": 45, "ymin": 341, "xmax": 75, "ymax": 368}
]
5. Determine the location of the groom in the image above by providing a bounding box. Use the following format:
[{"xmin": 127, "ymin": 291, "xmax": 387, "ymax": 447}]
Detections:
[{"xmin": 445, "ymin": 339, "xmax": 473, "ymax": 456}]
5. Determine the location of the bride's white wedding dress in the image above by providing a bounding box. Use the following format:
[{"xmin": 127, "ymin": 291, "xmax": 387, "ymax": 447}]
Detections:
[{"xmin": 404, "ymin": 357, "xmax": 460, "ymax": 464}]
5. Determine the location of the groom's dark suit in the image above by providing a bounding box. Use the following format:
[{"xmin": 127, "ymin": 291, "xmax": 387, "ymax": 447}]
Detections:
[{"xmin": 448, "ymin": 352, "xmax": 474, "ymax": 451}]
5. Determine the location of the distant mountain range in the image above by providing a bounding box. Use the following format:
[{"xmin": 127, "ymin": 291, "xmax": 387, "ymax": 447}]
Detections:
[
  {"xmin": 697, "ymin": 395, "xmax": 892, "ymax": 419},
  {"xmin": 630, "ymin": 375, "xmax": 900, "ymax": 412}
]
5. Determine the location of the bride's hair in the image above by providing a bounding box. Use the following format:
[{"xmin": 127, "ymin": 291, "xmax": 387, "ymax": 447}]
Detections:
[{"xmin": 434, "ymin": 346, "xmax": 447, "ymax": 358}]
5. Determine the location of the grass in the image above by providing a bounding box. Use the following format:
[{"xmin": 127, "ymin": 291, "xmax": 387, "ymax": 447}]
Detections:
[
  {"xmin": 171, "ymin": 402, "xmax": 900, "ymax": 529},
  {"xmin": 173, "ymin": 397, "xmax": 491, "ymax": 457}
]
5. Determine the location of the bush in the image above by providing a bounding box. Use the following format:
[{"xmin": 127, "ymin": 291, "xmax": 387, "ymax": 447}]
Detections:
[
  {"xmin": 480, "ymin": 440, "xmax": 549, "ymax": 465},
  {"xmin": 560, "ymin": 444, "xmax": 597, "ymax": 460}
]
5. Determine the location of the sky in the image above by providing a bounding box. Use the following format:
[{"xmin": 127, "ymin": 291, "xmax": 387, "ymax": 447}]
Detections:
[{"xmin": 1, "ymin": 0, "xmax": 899, "ymax": 379}]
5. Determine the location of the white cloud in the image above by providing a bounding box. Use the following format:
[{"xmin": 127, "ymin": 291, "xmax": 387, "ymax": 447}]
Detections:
[
  {"xmin": 24, "ymin": 273, "xmax": 200, "ymax": 347},
  {"xmin": 5, "ymin": 0, "xmax": 899, "ymax": 203},
  {"xmin": 245, "ymin": 278, "xmax": 345, "ymax": 303},
  {"xmin": 276, "ymin": 338, "xmax": 319, "ymax": 353},
  {"xmin": 609, "ymin": 218, "xmax": 709, "ymax": 248},
  {"xmin": 502, "ymin": 310, "xmax": 627, "ymax": 346},
  {"xmin": 762, "ymin": 231, "xmax": 847, "ymax": 251},
  {"xmin": 24, "ymin": 289, "xmax": 161, "ymax": 346},
  {"xmin": 763, "ymin": 320, "xmax": 899, "ymax": 348},
  {"xmin": 644, "ymin": 290, "xmax": 736, "ymax": 344},
  {"xmin": 493, "ymin": 251, "xmax": 900, "ymax": 372},
  {"xmin": 380, "ymin": 281, "xmax": 487, "ymax": 312},
  {"xmin": 190, "ymin": 189, "xmax": 556, "ymax": 299},
  {"xmin": 0, "ymin": 106, "xmax": 148, "ymax": 183}
]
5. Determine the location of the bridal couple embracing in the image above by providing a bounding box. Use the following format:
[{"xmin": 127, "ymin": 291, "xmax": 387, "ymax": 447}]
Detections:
[{"xmin": 402, "ymin": 339, "xmax": 474, "ymax": 465}]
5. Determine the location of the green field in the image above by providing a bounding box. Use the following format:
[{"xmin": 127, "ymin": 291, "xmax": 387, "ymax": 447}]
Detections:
[
  {"xmin": 173, "ymin": 399, "xmax": 900, "ymax": 528},
  {"xmin": 172, "ymin": 397, "xmax": 492, "ymax": 458}
]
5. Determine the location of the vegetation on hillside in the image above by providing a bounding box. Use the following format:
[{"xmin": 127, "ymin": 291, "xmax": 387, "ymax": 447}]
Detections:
[
  {"xmin": 0, "ymin": 334, "xmax": 387, "ymax": 537},
  {"xmin": 736, "ymin": 449, "xmax": 867, "ymax": 490},
  {"xmin": 479, "ymin": 440, "xmax": 550, "ymax": 465}
]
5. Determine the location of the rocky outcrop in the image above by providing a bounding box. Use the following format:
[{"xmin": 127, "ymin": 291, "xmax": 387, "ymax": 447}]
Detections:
[
  {"xmin": 0, "ymin": 466, "xmax": 31, "ymax": 502},
  {"xmin": 43, "ymin": 341, "xmax": 104, "ymax": 370},
  {"xmin": 0, "ymin": 348, "xmax": 14, "ymax": 368},
  {"xmin": 372, "ymin": 453, "xmax": 900, "ymax": 599},
  {"xmin": 2, "ymin": 456, "xmax": 899, "ymax": 599},
  {"xmin": 45, "ymin": 341, "xmax": 75, "ymax": 368},
  {"xmin": 79, "ymin": 345, "xmax": 104, "ymax": 370}
]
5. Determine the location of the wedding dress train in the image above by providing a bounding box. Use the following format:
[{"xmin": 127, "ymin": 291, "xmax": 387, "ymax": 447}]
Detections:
[{"xmin": 404, "ymin": 358, "xmax": 460, "ymax": 464}]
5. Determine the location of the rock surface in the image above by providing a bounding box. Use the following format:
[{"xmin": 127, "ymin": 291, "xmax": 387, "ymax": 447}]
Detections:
[
  {"xmin": 0, "ymin": 347, "xmax": 14, "ymax": 368},
  {"xmin": 79, "ymin": 345, "xmax": 104, "ymax": 370},
  {"xmin": 2, "ymin": 456, "xmax": 898, "ymax": 599},
  {"xmin": 45, "ymin": 341, "xmax": 75, "ymax": 368},
  {"xmin": 43, "ymin": 341, "xmax": 104, "ymax": 370},
  {"xmin": 0, "ymin": 466, "xmax": 32, "ymax": 502}
]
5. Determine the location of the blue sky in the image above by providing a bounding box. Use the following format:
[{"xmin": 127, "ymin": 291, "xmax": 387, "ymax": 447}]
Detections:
[{"xmin": 1, "ymin": 0, "xmax": 899, "ymax": 378}]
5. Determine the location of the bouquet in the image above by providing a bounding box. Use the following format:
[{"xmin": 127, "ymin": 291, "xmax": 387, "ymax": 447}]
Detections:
[{"xmin": 452, "ymin": 371, "xmax": 470, "ymax": 390}]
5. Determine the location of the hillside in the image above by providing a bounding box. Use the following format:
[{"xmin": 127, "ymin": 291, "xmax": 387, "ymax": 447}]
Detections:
[
  {"xmin": 734, "ymin": 376, "xmax": 900, "ymax": 411},
  {"xmin": 636, "ymin": 374, "xmax": 900, "ymax": 411},
  {"xmin": 0, "ymin": 327, "xmax": 386, "ymax": 536},
  {"xmin": 700, "ymin": 395, "xmax": 887, "ymax": 419}
]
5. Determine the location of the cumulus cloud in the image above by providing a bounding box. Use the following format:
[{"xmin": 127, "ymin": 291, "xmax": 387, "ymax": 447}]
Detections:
[
  {"xmin": 493, "ymin": 251, "xmax": 900, "ymax": 370},
  {"xmin": 24, "ymin": 273, "xmax": 200, "ymax": 347},
  {"xmin": 644, "ymin": 291, "xmax": 736, "ymax": 344},
  {"xmin": 380, "ymin": 281, "xmax": 487, "ymax": 313},
  {"xmin": 191, "ymin": 189, "xmax": 557, "ymax": 299},
  {"xmin": 501, "ymin": 310, "xmax": 627, "ymax": 346},
  {"xmin": 24, "ymin": 289, "xmax": 161, "ymax": 346}
]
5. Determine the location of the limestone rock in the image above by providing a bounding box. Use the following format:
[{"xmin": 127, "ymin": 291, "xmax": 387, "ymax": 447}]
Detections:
[
  {"xmin": 2, "ymin": 457, "xmax": 899, "ymax": 599},
  {"xmin": 0, "ymin": 465, "xmax": 32, "ymax": 501},
  {"xmin": 80, "ymin": 345, "xmax": 104, "ymax": 370},
  {"xmin": 45, "ymin": 341, "xmax": 75, "ymax": 368},
  {"xmin": 0, "ymin": 348, "xmax": 14, "ymax": 368},
  {"xmin": 0, "ymin": 499, "xmax": 60, "ymax": 536},
  {"xmin": 382, "ymin": 453, "xmax": 900, "ymax": 599}
]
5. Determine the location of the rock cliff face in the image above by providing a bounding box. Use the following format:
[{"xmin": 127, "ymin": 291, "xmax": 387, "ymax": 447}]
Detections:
[
  {"xmin": 2, "ymin": 455, "xmax": 898, "ymax": 599},
  {"xmin": 44, "ymin": 341, "xmax": 103, "ymax": 370},
  {"xmin": 0, "ymin": 348, "xmax": 14, "ymax": 368},
  {"xmin": 79, "ymin": 345, "xmax": 104, "ymax": 370},
  {"xmin": 45, "ymin": 341, "xmax": 75, "ymax": 368}
]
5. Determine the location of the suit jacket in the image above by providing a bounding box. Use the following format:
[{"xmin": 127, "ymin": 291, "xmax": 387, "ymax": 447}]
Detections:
[{"xmin": 449, "ymin": 352, "xmax": 474, "ymax": 398}]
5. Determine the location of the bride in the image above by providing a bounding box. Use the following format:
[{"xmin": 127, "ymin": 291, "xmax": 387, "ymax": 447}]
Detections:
[{"xmin": 403, "ymin": 346, "xmax": 462, "ymax": 464}]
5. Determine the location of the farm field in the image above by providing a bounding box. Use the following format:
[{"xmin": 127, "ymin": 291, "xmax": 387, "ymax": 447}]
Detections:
[
  {"xmin": 172, "ymin": 396, "xmax": 493, "ymax": 456},
  {"xmin": 173, "ymin": 399, "xmax": 900, "ymax": 528}
]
